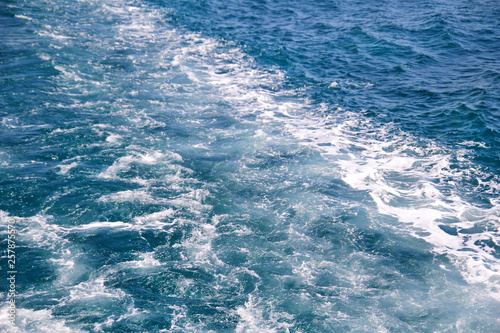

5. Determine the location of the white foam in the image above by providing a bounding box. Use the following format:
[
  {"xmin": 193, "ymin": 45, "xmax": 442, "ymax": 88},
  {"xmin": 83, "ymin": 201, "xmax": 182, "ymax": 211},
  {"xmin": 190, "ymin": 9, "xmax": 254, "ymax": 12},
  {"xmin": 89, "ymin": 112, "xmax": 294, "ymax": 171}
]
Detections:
[
  {"xmin": 97, "ymin": 148, "xmax": 182, "ymax": 183},
  {"xmin": 0, "ymin": 212, "xmax": 66, "ymax": 251},
  {"xmin": 132, "ymin": 252, "xmax": 161, "ymax": 268},
  {"xmin": 168, "ymin": 305, "xmax": 202, "ymax": 332},
  {"xmin": 280, "ymin": 112, "xmax": 500, "ymax": 298},
  {"xmin": 329, "ymin": 81, "xmax": 339, "ymax": 88},
  {"xmin": 105, "ymin": 133, "xmax": 122, "ymax": 144},
  {"xmin": 0, "ymin": 306, "xmax": 84, "ymax": 333},
  {"xmin": 39, "ymin": 53, "xmax": 51, "ymax": 61},
  {"xmin": 97, "ymin": 190, "xmax": 155, "ymax": 203},
  {"xmin": 0, "ymin": 151, "xmax": 10, "ymax": 166},
  {"xmin": 235, "ymin": 296, "xmax": 276, "ymax": 333},
  {"xmin": 64, "ymin": 221, "xmax": 134, "ymax": 231},
  {"xmin": 133, "ymin": 208, "xmax": 175, "ymax": 225},
  {"xmin": 55, "ymin": 161, "xmax": 78, "ymax": 175},
  {"xmin": 0, "ymin": 212, "xmax": 92, "ymax": 287},
  {"xmin": 2, "ymin": 117, "xmax": 19, "ymax": 129},
  {"xmin": 14, "ymin": 14, "xmax": 32, "ymax": 21},
  {"xmin": 37, "ymin": 30, "xmax": 73, "ymax": 40},
  {"xmin": 48, "ymin": 127, "xmax": 80, "ymax": 135},
  {"xmin": 459, "ymin": 141, "xmax": 489, "ymax": 148},
  {"xmin": 67, "ymin": 277, "xmax": 127, "ymax": 302},
  {"xmin": 54, "ymin": 65, "xmax": 83, "ymax": 82}
]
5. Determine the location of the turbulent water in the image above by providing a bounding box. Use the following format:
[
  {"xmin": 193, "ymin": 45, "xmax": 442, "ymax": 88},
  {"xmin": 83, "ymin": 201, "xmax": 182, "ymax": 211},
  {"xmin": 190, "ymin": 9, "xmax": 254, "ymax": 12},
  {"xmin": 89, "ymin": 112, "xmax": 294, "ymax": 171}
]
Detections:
[{"xmin": 1, "ymin": 0, "xmax": 499, "ymax": 331}]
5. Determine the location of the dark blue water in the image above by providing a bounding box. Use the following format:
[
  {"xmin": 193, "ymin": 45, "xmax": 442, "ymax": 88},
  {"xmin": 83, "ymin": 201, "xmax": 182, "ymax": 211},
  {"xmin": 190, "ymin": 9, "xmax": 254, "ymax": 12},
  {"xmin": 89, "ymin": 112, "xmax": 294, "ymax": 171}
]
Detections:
[{"xmin": 1, "ymin": 0, "xmax": 499, "ymax": 331}]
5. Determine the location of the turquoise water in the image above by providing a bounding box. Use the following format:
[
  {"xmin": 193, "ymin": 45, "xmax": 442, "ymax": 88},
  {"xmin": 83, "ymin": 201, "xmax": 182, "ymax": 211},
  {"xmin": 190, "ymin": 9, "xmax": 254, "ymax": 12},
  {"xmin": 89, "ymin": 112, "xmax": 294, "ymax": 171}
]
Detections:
[{"xmin": 1, "ymin": 0, "xmax": 499, "ymax": 331}]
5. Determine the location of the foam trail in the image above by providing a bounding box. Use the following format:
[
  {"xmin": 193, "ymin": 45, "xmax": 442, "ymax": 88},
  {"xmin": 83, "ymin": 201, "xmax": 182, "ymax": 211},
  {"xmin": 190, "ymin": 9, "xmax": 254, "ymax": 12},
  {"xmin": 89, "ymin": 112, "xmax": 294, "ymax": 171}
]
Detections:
[
  {"xmin": 153, "ymin": 4, "xmax": 500, "ymax": 298},
  {"xmin": 155, "ymin": 6, "xmax": 500, "ymax": 298}
]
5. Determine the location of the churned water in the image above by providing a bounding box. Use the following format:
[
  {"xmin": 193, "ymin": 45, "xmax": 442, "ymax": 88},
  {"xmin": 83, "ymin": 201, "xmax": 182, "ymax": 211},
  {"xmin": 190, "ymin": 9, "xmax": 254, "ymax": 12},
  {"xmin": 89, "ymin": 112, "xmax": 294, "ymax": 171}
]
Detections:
[{"xmin": 1, "ymin": 0, "xmax": 499, "ymax": 331}]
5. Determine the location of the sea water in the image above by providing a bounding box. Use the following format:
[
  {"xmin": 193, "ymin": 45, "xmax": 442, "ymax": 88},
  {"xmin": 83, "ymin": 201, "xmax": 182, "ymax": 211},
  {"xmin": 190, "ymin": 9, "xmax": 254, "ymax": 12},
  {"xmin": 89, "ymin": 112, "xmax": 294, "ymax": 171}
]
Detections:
[{"xmin": 0, "ymin": 0, "xmax": 499, "ymax": 331}]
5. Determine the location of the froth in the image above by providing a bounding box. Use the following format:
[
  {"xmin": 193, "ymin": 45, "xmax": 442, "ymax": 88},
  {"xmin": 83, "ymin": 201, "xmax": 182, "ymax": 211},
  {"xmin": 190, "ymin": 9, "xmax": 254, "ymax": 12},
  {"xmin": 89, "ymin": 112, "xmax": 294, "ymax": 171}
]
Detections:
[
  {"xmin": 282, "ymin": 112, "xmax": 500, "ymax": 297},
  {"xmin": 0, "ymin": 307, "xmax": 84, "ymax": 333}
]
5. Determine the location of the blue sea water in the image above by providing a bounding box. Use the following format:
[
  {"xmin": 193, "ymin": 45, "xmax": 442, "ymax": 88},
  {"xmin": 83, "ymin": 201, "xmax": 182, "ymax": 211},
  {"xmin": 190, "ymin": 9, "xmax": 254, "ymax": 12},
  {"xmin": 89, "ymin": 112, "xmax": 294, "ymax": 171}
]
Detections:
[{"xmin": 1, "ymin": 0, "xmax": 499, "ymax": 331}]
